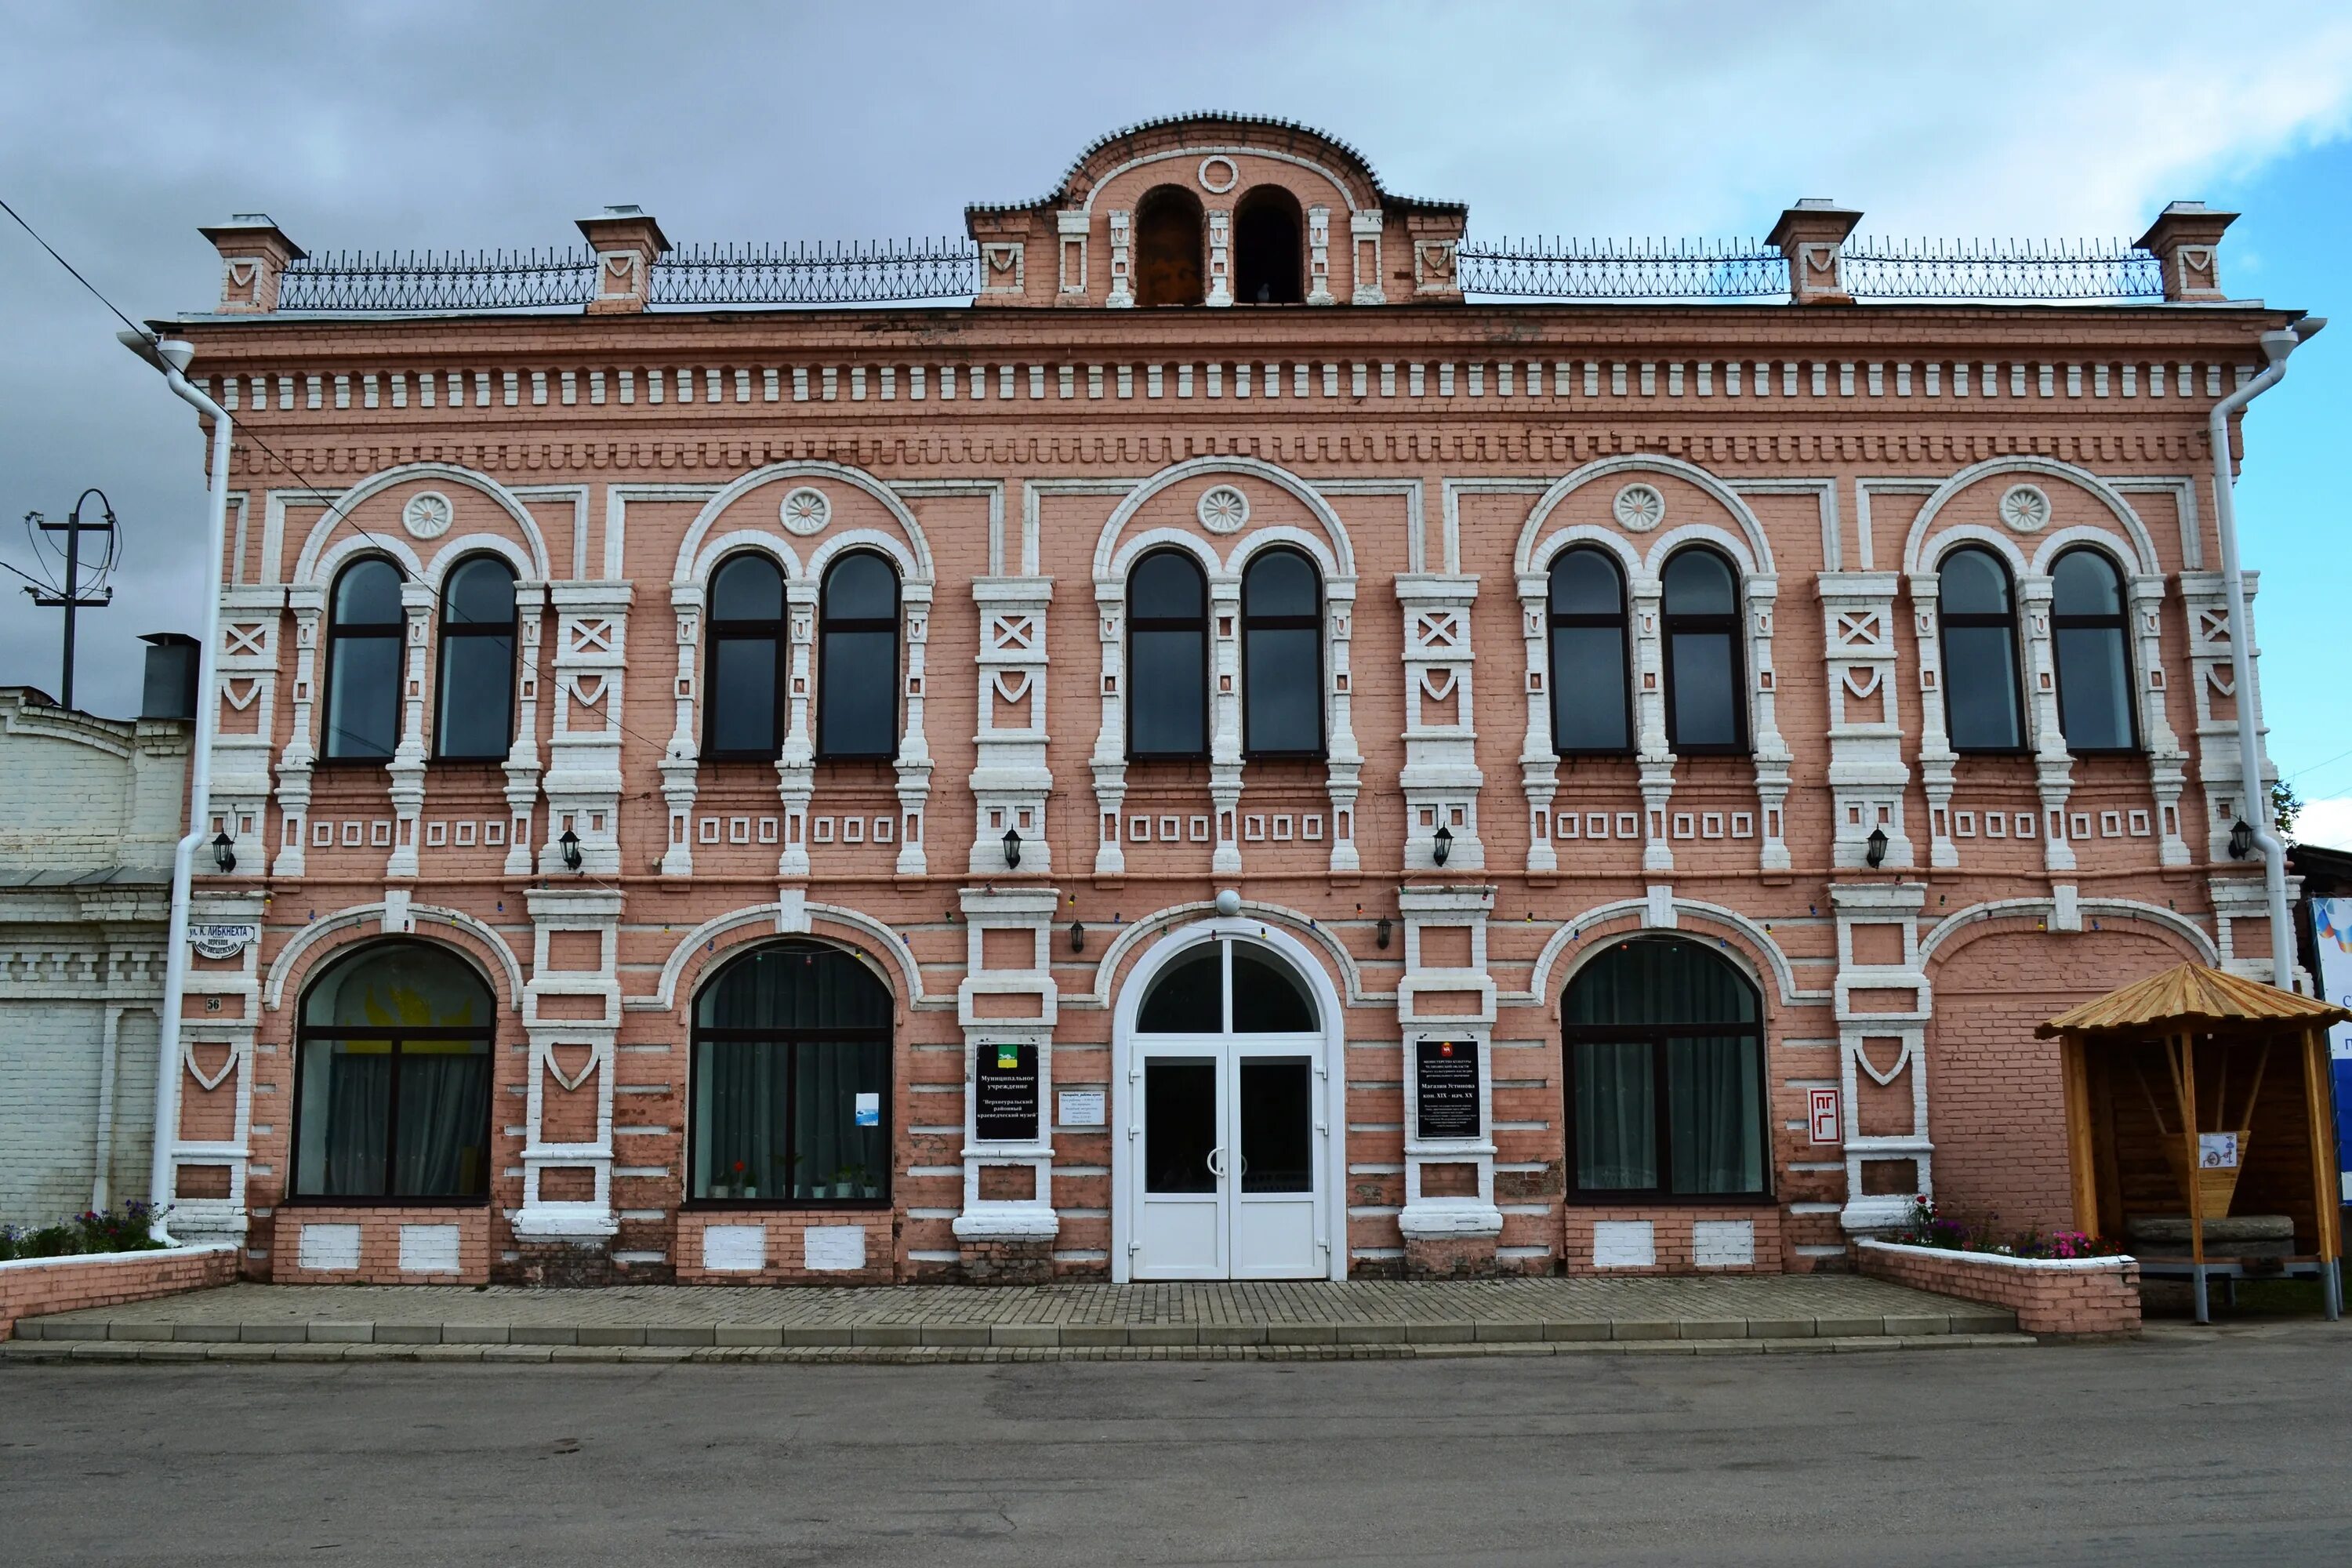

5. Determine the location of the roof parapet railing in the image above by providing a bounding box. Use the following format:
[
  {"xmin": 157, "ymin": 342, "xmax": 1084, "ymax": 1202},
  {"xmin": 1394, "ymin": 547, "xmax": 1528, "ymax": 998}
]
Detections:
[{"xmin": 647, "ymin": 239, "xmax": 982, "ymax": 306}]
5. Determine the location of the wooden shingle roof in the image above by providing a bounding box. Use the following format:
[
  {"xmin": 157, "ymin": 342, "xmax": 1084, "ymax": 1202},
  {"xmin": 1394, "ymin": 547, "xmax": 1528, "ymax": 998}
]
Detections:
[{"xmin": 2036, "ymin": 962, "xmax": 2349, "ymax": 1039}]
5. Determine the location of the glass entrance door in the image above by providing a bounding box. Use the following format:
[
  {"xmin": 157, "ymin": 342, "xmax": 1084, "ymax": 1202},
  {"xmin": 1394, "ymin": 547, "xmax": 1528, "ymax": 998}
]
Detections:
[{"xmin": 1129, "ymin": 937, "xmax": 1327, "ymax": 1280}]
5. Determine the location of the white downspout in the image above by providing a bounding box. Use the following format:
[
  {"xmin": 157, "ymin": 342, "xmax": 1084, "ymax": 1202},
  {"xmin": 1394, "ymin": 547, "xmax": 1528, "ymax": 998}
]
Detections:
[
  {"xmin": 2209, "ymin": 318, "xmax": 2324, "ymax": 991},
  {"xmin": 121, "ymin": 330, "xmax": 230, "ymax": 1242}
]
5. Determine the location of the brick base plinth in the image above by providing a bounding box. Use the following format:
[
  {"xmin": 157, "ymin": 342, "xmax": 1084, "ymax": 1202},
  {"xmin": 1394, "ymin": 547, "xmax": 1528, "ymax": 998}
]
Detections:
[
  {"xmin": 511, "ymin": 1240, "xmax": 615, "ymax": 1289},
  {"xmin": 960, "ymin": 1237, "xmax": 1054, "ymax": 1284},
  {"xmin": 1405, "ymin": 1232, "xmax": 1499, "ymax": 1279},
  {"xmin": 1858, "ymin": 1239, "xmax": 2141, "ymax": 1338}
]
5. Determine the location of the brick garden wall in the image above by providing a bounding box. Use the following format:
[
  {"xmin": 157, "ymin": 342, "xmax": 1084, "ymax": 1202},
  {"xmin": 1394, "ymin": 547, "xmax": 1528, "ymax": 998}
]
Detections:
[
  {"xmin": 1858, "ymin": 1238, "xmax": 2140, "ymax": 1337},
  {"xmin": 1, "ymin": 1243, "xmax": 239, "ymax": 1338}
]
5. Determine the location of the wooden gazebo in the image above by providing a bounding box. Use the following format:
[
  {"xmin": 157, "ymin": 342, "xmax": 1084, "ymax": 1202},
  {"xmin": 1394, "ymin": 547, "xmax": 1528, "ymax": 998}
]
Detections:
[{"xmin": 2039, "ymin": 963, "xmax": 2345, "ymax": 1323}]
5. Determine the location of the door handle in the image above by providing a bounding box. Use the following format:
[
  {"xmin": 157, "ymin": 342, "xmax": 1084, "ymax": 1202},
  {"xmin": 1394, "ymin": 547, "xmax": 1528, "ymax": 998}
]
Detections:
[{"xmin": 1206, "ymin": 1145, "xmax": 1226, "ymax": 1178}]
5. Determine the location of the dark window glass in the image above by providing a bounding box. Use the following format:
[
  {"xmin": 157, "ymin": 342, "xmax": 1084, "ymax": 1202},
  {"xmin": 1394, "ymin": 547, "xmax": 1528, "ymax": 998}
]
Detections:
[
  {"xmin": 322, "ymin": 557, "xmax": 403, "ymax": 760},
  {"xmin": 688, "ymin": 942, "xmax": 891, "ymax": 1203},
  {"xmin": 1937, "ymin": 546, "xmax": 2024, "ymax": 751},
  {"xmin": 2050, "ymin": 549, "xmax": 2137, "ymax": 753},
  {"xmin": 1240, "ymin": 1059, "xmax": 1313, "ymax": 1192},
  {"xmin": 1232, "ymin": 946, "xmax": 1316, "ymax": 1032},
  {"xmin": 1128, "ymin": 550, "xmax": 1209, "ymax": 758},
  {"xmin": 818, "ymin": 553, "xmax": 898, "ymax": 760},
  {"xmin": 1144, "ymin": 1059, "xmax": 1217, "ymax": 1192},
  {"xmin": 1232, "ymin": 187, "xmax": 1304, "ymax": 305},
  {"xmin": 1134, "ymin": 185, "xmax": 1205, "ymax": 307},
  {"xmin": 292, "ymin": 941, "xmax": 494, "ymax": 1200},
  {"xmin": 704, "ymin": 554, "xmax": 784, "ymax": 760},
  {"xmin": 1242, "ymin": 548, "xmax": 1323, "ymax": 757},
  {"xmin": 1137, "ymin": 946, "xmax": 1222, "ymax": 1033},
  {"xmin": 1661, "ymin": 550, "xmax": 1746, "ymax": 752},
  {"xmin": 1548, "ymin": 547, "xmax": 1632, "ymax": 753},
  {"xmin": 1563, "ymin": 938, "xmax": 1766, "ymax": 1200},
  {"xmin": 434, "ymin": 557, "xmax": 517, "ymax": 760}
]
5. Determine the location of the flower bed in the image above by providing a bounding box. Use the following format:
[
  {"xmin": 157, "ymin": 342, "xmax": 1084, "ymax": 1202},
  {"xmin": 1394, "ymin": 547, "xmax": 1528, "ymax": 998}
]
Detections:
[
  {"xmin": 2, "ymin": 1243, "xmax": 241, "ymax": 1338},
  {"xmin": 1858, "ymin": 1239, "xmax": 2140, "ymax": 1338},
  {"xmin": 0, "ymin": 1202, "xmax": 172, "ymax": 1261}
]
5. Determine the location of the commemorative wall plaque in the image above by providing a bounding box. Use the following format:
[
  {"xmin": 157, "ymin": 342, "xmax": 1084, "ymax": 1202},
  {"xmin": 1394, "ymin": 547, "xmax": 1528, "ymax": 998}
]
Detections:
[
  {"xmin": 1414, "ymin": 1038, "xmax": 1481, "ymax": 1141},
  {"xmin": 975, "ymin": 1041, "xmax": 1042, "ymax": 1142}
]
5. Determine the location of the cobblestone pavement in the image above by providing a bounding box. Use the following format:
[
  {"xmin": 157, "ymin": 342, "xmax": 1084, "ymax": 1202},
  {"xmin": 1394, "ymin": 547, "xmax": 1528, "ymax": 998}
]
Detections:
[{"xmin": 6, "ymin": 1275, "xmax": 2026, "ymax": 1359}]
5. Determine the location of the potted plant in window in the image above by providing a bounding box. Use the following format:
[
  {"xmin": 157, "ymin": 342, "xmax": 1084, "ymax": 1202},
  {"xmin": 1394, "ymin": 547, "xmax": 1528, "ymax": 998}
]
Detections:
[{"xmin": 739, "ymin": 1159, "xmax": 757, "ymax": 1200}]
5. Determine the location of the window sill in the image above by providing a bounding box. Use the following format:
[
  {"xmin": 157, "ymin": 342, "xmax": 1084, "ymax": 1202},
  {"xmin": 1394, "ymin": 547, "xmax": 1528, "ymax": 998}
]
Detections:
[
  {"xmin": 683, "ymin": 1198, "xmax": 892, "ymax": 1212},
  {"xmin": 1564, "ymin": 1192, "xmax": 1779, "ymax": 1208},
  {"xmin": 278, "ymin": 1195, "xmax": 492, "ymax": 1209}
]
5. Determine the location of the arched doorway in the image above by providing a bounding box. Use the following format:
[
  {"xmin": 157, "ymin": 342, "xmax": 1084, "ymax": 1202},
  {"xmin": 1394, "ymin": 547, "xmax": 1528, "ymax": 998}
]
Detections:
[
  {"xmin": 1133, "ymin": 184, "xmax": 1205, "ymax": 307},
  {"xmin": 1233, "ymin": 185, "xmax": 1304, "ymax": 304},
  {"xmin": 1562, "ymin": 937, "xmax": 1768, "ymax": 1199},
  {"xmin": 1114, "ymin": 923, "xmax": 1339, "ymax": 1279}
]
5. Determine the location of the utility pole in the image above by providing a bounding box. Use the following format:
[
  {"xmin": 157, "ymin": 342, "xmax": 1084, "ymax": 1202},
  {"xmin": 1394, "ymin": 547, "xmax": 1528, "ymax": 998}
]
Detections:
[{"xmin": 19, "ymin": 488, "xmax": 116, "ymax": 711}]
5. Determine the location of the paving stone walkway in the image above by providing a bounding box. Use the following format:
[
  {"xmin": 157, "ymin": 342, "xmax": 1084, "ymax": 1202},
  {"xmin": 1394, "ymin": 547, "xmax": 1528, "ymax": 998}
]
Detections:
[{"xmin": 5, "ymin": 1276, "xmax": 2032, "ymax": 1362}]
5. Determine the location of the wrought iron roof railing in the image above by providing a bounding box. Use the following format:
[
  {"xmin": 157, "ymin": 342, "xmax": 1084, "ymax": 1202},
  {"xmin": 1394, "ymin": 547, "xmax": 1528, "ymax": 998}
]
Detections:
[
  {"xmin": 646, "ymin": 240, "xmax": 982, "ymax": 306},
  {"xmin": 1835, "ymin": 238, "xmax": 2164, "ymax": 302},
  {"xmin": 274, "ymin": 249, "xmax": 597, "ymax": 311},
  {"xmin": 267, "ymin": 234, "xmax": 2167, "ymax": 311},
  {"xmin": 1455, "ymin": 237, "xmax": 1790, "ymax": 299}
]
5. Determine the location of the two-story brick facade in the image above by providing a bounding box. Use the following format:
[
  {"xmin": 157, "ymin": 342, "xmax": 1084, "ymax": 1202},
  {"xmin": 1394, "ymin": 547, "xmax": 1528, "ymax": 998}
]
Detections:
[{"xmin": 145, "ymin": 117, "xmax": 2308, "ymax": 1287}]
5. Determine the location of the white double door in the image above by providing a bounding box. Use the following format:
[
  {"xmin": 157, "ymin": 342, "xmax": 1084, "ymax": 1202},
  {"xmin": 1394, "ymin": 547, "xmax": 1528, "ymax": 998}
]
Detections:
[{"xmin": 1131, "ymin": 1032, "xmax": 1325, "ymax": 1279}]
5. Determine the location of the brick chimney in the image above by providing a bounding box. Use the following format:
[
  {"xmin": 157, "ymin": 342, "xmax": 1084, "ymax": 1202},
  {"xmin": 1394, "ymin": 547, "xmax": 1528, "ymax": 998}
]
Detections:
[
  {"xmin": 1768, "ymin": 198, "xmax": 1864, "ymax": 305},
  {"xmin": 576, "ymin": 205, "xmax": 670, "ymax": 314},
  {"xmin": 198, "ymin": 214, "xmax": 304, "ymax": 314},
  {"xmin": 2135, "ymin": 201, "xmax": 2237, "ymax": 303}
]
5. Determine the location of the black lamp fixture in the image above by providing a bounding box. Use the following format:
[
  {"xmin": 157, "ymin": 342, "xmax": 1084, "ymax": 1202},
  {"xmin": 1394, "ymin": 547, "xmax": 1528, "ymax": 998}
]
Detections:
[
  {"xmin": 1375, "ymin": 916, "xmax": 1392, "ymax": 950},
  {"xmin": 1069, "ymin": 920, "xmax": 1086, "ymax": 953},
  {"xmin": 1864, "ymin": 824, "xmax": 1889, "ymax": 869},
  {"xmin": 1432, "ymin": 823, "xmax": 1454, "ymax": 867},
  {"xmin": 2228, "ymin": 818, "xmax": 2256, "ymax": 861},
  {"xmin": 210, "ymin": 830, "xmax": 235, "ymax": 873},
  {"xmin": 558, "ymin": 826, "xmax": 583, "ymax": 872},
  {"xmin": 1002, "ymin": 827, "xmax": 1022, "ymax": 869}
]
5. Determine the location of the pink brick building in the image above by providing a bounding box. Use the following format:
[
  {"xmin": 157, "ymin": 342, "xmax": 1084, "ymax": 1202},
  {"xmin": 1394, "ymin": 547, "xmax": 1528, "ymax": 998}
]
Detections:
[{"xmin": 147, "ymin": 117, "xmax": 2308, "ymax": 1287}]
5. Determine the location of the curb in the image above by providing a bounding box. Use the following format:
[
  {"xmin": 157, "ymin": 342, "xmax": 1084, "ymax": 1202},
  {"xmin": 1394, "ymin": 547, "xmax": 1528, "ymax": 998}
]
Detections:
[{"xmin": 0, "ymin": 1332, "xmax": 2039, "ymax": 1366}]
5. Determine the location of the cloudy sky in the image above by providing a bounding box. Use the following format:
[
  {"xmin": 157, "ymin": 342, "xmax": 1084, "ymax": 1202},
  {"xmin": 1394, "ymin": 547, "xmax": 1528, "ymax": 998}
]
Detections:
[{"xmin": 5, "ymin": 2, "xmax": 2351, "ymax": 830}]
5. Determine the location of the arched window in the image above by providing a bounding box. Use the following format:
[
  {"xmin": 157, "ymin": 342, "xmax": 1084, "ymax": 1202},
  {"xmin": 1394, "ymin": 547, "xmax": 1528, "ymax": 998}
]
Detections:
[
  {"xmin": 816, "ymin": 551, "xmax": 899, "ymax": 760},
  {"xmin": 1134, "ymin": 184, "xmax": 1205, "ymax": 307},
  {"xmin": 1241, "ymin": 547, "xmax": 1323, "ymax": 757},
  {"xmin": 1563, "ymin": 937, "xmax": 1765, "ymax": 1198},
  {"xmin": 1233, "ymin": 186, "xmax": 1303, "ymax": 304},
  {"xmin": 1937, "ymin": 546, "xmax": 2025, "ymax": 752},
  {"xmin": 704, "ymin": 554, "xmax": 786, "ymax": 761},
  {"xmin": 1128, "ymin": 550, "xmax": 1210, "ymax": 759},
  {"xmin": 1661, "ymin": 547, "xmax": 1747, "ymax": 753},
  {"xmin": 433, "ymin": 555, "xmax": 517, "ymax": 760},
  {"xmin": 2051, "ymin": 548, "xmax": 2137, "ymax": 753},
  {"xmin": 292, "ymin": 940, "xmax": 493, "ymax": 1200},
  {"xmin": 321, "ymin": 557, "xmax": 404, "ymax": 761},
  {"xmin": 689, "ymin": 941, "xmax": 891, "ymax": 1204},
  {"xmin": 1548, "ymin": 546, "xmax": 1633, "ymax": 753}
]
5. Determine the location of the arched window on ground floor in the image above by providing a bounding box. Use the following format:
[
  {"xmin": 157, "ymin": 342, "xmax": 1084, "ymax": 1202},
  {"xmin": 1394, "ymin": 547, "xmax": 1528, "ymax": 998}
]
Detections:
[
  {"xmin": 1563, "ymin": 936, "xmax": 1766, "ymax": 1199},
  {"xmin": 689, "ymin": 941, "xmax": 891, "ymax": 1204}
]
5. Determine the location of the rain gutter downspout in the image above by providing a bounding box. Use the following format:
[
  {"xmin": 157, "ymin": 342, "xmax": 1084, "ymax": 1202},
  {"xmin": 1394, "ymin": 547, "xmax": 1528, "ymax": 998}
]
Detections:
[
  {"xmin": 120, "ymin": 329, "xmax": 230, "ymax": 1243},
  {"xmin": 2209, "ymin": 318, "xmax": 2324, "ymax": 991}
]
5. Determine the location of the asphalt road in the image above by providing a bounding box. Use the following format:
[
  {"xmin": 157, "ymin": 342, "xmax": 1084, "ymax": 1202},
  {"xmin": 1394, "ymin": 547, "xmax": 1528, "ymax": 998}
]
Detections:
[{"xmin": 4, "ymin": 1325, "xmax": 2347, "ymax": 1566}]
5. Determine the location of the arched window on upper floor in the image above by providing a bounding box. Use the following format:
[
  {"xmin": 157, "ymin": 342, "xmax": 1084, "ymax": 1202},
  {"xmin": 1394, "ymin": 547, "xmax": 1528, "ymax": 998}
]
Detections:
[
  {"xmin": 1548, "ymin": 546, "xmax": 1633, "ymax": 754},
  {"xmin": 1134, "ymin": 184, "xmax": 1205, "ymax": 307},
  {"xmin": 434, "ymin": 555, "xmax": 518, "ymax": 761},
  {"xmin": 1661, "ymin": 547, "xmax": 1747, "ymax": 753},
  {"xmin": 1937, "ymin": 545, "xmax": 2025, "ymax": 753},
  {"xmin": 1241, "ymin": 547, "xmax": 1323, "ymax": 757},
  {"xmin": 321, "ymin": 556, "xmax": 404, "ymax": 762},
  {"xmin": 1233, "ymin": 186, "xmax": 1303, "ymax": 305},
  {"xmin": 1127, "ymin": 550, "xmax": 1209, "ymax": 760},
  {"xmin": 2051, "ymin": 547, "xmax": 2138, "ymax": 754},
  {"xmin": 704, "ymin": 553, "xmax": 786, "ymax": 761},
  {"xmin": 816, "ymin": 551, "xmax": 900, "ymax": 760}
]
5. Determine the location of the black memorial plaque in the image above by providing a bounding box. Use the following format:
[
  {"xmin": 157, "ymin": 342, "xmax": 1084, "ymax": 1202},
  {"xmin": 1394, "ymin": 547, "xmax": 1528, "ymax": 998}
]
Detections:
[
  {"xmin": 1414, "ymin": 1038, "xmax": 1481, "ymax": 1140},
  {"xmin": 975, "ymin": 1042, "xmax": 1041, "ymax": 1142}
]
